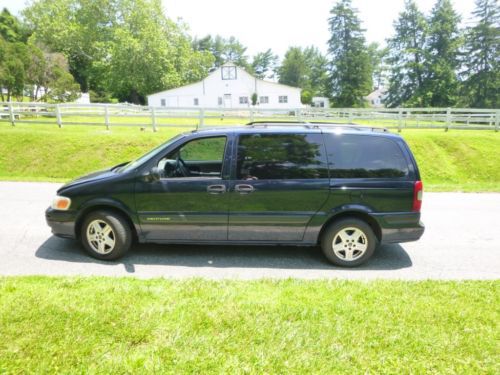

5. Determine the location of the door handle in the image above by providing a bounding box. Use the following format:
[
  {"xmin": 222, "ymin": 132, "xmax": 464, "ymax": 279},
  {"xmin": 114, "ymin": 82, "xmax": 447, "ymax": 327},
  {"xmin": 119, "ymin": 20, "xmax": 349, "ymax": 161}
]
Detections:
[
  {"xmin": 235, "ymin": 184, "xmax": 255, "ymax": 194},
  {"xmin": 207, "ymin": 184, "xmax": 226, "ymax": 194}
]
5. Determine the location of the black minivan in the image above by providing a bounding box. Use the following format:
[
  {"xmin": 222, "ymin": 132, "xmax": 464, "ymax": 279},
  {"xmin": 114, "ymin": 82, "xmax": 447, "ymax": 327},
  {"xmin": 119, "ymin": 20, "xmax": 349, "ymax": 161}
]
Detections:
[{"xmin": 46, "ymin": 123, "xmax": 424, "ymax": 267}]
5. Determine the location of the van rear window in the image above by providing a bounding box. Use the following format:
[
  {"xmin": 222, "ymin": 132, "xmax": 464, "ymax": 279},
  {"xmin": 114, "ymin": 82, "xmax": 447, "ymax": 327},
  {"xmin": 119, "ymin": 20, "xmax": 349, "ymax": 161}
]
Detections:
[{"xmin": 324, "ymin": 134, "xmax": 409, "ymax": 178}]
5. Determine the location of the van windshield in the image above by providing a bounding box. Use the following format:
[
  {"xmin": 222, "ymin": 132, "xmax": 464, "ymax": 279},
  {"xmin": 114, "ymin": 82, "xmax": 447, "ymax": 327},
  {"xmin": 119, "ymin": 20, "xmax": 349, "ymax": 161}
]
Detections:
[{"xmin": 117, "ymin": 133, "xmax": 186, "ymax": 173}]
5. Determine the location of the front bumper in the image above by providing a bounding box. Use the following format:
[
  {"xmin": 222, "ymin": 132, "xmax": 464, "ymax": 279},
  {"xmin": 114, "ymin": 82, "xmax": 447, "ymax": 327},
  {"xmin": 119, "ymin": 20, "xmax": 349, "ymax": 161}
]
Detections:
[
  {"xmin": 372, "ymin": 212, "xmax": 425, "ymax": 244},
  {"xmin": 45, "ymin": 207, "xmax": 77, "ymax": 239}
]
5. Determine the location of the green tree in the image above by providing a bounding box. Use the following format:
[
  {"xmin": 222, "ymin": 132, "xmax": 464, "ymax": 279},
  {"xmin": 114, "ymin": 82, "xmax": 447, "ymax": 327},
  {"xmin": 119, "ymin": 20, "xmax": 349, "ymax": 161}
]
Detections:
[
  {"xmin": 24, "ymin": 42, "xmax": 47, "ymax": 101},
  {"xmin": 277, "ymin": 46, "xmax": 329, "ymax": 100},
  {"xmin": 24, "ymin": 0, "xmax": 214, "ymax": 103},
  {"xmin": 0, "ymin": 10, "xmax": 30, "ymax": 101},
  {"xmin": 385, "ymin": 0, "xmax": 428, "ymax": 107},
  {"xmin": 223, "ymin": 36, "xmax": 249, "ymax": 68},
  {"xmin": 21, "ymin": 41, "xmax": 80, "ymax": 102},
  {"xmin": 461, "ymin": 0, "xmax": 499, "ymax": 108},
  {"xmin": 41, "ymin": 52, "xmax": 80, "ymax": 102},
  {"xmin": 193, "ymin": 35, "xmax": 226, "ymax": 68},
  {"xmin": 0, "ymin": 8, "xmax": 27, "ymax": 42},
  {"xmin": 301, "ymin": 89, "xmax": 313, "ymax": 105},
  {"xmin": 304, "ymin": 46, "xmax": 330, "ymax": 97},
  {"xmin": 251, "ymin": 92, "xmax": 258, "ymax": 106},
  {"xmin": 23, "ymin": 0, "xmax": 116, "ymax": 92},
  {"xmin": 251, "ymin": 49, "xmax": 278, "ymax": 79},
  {"xmin": 278, "ymin": 47, "xmax": 309, "ymax": 88},
  {"xmin": 0, "ymin": 38, "xmax": 28, "ymax": 101},
  {"xmin": 424, "ymin": 0, "xmax": 462, "ymax": 106},
  {"xmin": 327, "ymin": 0, "xmax": 372, "ymax": 107},
  {"xmin": 367, "ymin": 42, "xmax": 389, "ymax": 89},
  {"xmin": 109, "ymin": 17, "xmax": 213, "ymax": 103},
  {"xmin": 193, "ymin": 35, "xmax": 250, "ymax": 69},
  {"xmin": 106, "ymin": 3, "xmax": 195, "ymax": 103}
]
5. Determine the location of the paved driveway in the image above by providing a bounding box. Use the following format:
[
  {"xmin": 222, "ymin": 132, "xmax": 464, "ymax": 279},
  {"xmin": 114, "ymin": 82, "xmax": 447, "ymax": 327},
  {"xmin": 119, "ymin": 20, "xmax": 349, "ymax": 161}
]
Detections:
[{"xmin": 0, "ymin": 182, "xmax": 498, "ymax": 279}]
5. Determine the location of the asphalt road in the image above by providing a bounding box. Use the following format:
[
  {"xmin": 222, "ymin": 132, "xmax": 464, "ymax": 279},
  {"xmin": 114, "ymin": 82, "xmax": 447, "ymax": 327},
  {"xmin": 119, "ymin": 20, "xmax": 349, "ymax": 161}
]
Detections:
[{"xmin": 0, "ymin": 181, "xmax": 498, "ymax": 280}]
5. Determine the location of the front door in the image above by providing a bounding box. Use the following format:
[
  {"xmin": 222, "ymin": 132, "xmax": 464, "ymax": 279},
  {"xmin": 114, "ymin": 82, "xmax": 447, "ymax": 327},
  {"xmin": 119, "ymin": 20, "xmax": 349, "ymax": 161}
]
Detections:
[
  {"xmin": 224, "ymin": 94, "xmax": 232, "ymax": 108},
  {"xmin": 228, "ymin": 133, "xmax": 330, "ymax": 242},
  {"xmin": 135, "ymin": 135, "xmax": 230, "ymax": 241}
]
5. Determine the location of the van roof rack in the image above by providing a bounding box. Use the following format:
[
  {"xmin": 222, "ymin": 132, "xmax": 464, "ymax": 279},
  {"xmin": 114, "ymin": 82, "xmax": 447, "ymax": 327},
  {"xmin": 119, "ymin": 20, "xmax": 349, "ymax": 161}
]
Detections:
[{"xmin": 245, "ymin": 121, "xmax": 388, "ymax": 132}]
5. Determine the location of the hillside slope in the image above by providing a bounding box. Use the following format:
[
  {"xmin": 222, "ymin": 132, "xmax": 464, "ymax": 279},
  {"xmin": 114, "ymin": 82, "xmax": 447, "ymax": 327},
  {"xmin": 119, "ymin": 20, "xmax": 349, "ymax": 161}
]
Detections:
[{"xmin": 0, "ymin": 125, "xmax": 498, "ymax": 191}]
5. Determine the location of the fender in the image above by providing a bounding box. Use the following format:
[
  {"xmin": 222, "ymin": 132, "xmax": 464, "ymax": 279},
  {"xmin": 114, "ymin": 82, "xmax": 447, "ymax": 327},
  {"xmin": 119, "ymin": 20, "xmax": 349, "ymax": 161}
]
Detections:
[
  {"xmin": 303, "ymin": 203, "xmax": 377, "ymax": 243},
  {"xmin": 74, "ymin": 197, "xmax": 142, "ymax": 239}
]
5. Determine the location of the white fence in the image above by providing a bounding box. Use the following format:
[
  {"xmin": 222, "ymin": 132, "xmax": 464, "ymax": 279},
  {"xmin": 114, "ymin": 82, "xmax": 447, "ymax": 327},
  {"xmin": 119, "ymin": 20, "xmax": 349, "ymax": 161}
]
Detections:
[{"xmin": 0, "ymin": 102, "xmax": 499, "ymax": 131}]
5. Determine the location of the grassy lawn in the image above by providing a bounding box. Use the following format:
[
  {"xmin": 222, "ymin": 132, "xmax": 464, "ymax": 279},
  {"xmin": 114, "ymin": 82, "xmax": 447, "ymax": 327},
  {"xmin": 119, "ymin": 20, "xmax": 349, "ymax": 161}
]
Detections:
[
  {"xmin": 0, "ymin": 122, "xmax": 499, "ymax": 191},
  {"xmin": 0, "ymin": 277, "xmax": 498, "ymax": 374},
  {"xmin": 404, "ymin": 129, "xmax": 500, "ymax": 191}
]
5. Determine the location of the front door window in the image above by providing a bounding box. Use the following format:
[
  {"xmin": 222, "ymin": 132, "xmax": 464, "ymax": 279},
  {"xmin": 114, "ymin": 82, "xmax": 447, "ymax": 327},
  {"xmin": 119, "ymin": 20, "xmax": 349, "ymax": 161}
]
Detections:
[{"xmin": 157, "ymin": 136, "xmax": 227, "ymax": 179}]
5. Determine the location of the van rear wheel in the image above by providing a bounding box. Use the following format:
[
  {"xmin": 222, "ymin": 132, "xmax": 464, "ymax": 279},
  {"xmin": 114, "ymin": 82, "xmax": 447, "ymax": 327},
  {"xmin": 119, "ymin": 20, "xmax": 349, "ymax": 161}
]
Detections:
[
  {"xmin": 321, "ymin": 218, "xmax": 377, "ymax": 267},
  {"xmin": 81, "ymin": 210, "xmax": 132, "ymax": 260}
]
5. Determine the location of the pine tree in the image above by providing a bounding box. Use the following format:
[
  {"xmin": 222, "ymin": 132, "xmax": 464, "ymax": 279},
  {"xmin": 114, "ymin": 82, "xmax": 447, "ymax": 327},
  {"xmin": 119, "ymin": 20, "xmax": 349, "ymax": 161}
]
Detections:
[
  {"xmin": 385, "ymin": 0, "xmax": 428, "ymax": 107},
  {"xmin": 278, "ymin": 47, "xmax": 308, "ymax": 88},
  {"xmin": 251, "ymin": 49, "xmax": 278, "ymax": 80},
  {"xmin": 367, "ymin": 42, "xmax": 389, "ymax": 89},
  {"xmin": 303, "ymin": 46, "xmax": 330, "ymax": 97},
  {"xmin": 327, "ymin": 0, "xmax": 372, "ymax": 107},
  {"xmin": 0, "ymin": 8, "xmax": 26, "ymax": 42},
  {"xmin": 461, "ymin": 0, "xmax": 499, "ymax": 108},
  {"xmin": 424, "ymin": 0, "xmax": 462, "ymax": 107}
]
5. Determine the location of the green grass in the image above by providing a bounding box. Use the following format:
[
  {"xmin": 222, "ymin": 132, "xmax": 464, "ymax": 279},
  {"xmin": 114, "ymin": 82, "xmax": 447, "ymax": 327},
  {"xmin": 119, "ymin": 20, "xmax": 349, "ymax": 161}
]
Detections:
[
  {"xmin": 403, "ymin": 129, "xmax": 500, "ymax": 191},
  {"xmin": 0, "ymin": 277, "xmax": 498, "ymax": 374},
  {"xmin": 0, "ymin": 122, "xmax": 499, "ymax": 191}
]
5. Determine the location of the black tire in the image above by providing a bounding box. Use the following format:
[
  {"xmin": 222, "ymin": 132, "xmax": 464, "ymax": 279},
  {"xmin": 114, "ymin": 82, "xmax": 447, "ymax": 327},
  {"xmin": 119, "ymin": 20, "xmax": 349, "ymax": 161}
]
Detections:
[
  {"xmin": 80, "ymin": 210, "xmax": 132, "ymax": 260},
  {"xmin": 321, "ymin": 218, "xmax": 377, "ymax": 267}
]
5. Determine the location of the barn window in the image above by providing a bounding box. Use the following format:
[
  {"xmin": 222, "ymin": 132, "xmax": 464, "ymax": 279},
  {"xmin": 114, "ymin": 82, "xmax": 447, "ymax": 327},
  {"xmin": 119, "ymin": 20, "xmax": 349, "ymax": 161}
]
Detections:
[
  {"xmin": 260, "ymin": 96, "xmax": 269, "ymax": 104},
  {"xmin": 279, "ymin": 96, "xmax": 288, "ymax": 103},
  {"xmin": 222, "ymin": 66, "xmax": 237, "ymax": 80},
  {"xmin": 194, "ymin": 98, "xmax": 199, "ymax": 106},
  {"xmin": 239, "ymin": 96, "xmax": 249, "ymax": 104},
  {"xmin": 218, "ymin": 97, "xmax": 223, "ymax": 106},
  {"xmin": 160, "ymin": 99, "xmax": 166, "ymax": 107}
]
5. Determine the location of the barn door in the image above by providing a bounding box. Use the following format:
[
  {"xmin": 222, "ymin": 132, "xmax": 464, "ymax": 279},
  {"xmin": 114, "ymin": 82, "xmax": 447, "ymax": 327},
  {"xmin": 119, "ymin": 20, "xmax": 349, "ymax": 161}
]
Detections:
[{"xmin": 224, "ymin": 94, "xmax": 232, "ymax": 108}]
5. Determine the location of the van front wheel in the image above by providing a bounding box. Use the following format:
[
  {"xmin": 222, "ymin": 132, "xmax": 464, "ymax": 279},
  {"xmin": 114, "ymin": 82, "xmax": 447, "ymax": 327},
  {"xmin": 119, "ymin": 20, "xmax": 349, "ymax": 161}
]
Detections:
[
  {"xmin": 81, "ymin": 210, "xmax": 132, "ymax": 260},
  {"xmin": 321, "ymin": 218, "xmax": 377, "ymax": 267}
]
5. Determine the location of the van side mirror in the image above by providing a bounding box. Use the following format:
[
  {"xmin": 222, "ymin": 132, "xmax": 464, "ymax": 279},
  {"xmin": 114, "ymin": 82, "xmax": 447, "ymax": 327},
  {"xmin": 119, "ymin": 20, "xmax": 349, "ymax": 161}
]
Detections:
[{"xmin": 148, "ymin": 166, "xmax": 161, "ymax": 182}]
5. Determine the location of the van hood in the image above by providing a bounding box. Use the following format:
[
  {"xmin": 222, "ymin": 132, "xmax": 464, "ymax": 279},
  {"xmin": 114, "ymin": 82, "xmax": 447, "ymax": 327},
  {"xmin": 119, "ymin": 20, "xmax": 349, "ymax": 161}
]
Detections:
[{"xmin": 58, "ymin": 162, "xmax": 128, "ymax": 192}]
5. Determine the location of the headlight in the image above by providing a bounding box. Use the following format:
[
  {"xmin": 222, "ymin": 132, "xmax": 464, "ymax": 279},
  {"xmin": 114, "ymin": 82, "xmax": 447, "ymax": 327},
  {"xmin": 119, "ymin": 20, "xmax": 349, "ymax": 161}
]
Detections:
[{"xmin": 51, "ymin": 196, "xmax": 71, "ymax": 211}]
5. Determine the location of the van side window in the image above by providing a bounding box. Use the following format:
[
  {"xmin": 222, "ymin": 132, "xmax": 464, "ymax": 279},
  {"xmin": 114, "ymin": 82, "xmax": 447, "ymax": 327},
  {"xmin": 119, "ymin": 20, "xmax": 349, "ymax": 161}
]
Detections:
[
  {"xmin": 236, "ymin": 134, "xmax": 328, "ymax": 180},
  {"xmin": 158, "ymin": 136, "xmax": 226, "ymax": 178},
  {"xmin": 324, "ymin": 134, "xmax": 409, "ymax": 178}
]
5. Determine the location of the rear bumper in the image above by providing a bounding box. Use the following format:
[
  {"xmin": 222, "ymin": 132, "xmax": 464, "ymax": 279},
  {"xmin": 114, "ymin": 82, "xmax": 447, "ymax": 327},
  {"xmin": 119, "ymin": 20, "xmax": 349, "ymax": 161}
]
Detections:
[
  {"xmin": 372, "ymin": 212, "xmax": 425, "ymax": 244},
  {"xmin": 45, "ymin": 207, "xmax": 77, "ymax": 239}
]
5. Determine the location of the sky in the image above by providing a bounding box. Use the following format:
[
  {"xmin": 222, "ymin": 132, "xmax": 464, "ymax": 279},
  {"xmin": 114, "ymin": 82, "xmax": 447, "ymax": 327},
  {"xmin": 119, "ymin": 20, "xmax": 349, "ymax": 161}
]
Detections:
[{"xmin": 1, "ymin": 0, "xmax": 477, "ymax": 58}]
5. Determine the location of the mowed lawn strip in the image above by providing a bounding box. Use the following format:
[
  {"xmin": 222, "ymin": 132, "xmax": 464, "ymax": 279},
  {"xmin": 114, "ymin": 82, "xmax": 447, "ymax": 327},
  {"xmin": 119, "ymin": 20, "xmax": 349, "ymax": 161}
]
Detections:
[
  {"xmin": 0, "ymin": 277, "xmax": 498, "ymax": 374},
  {"xmin": 0, "ymin": 124, "xmax": 499, "ymax": 191}
]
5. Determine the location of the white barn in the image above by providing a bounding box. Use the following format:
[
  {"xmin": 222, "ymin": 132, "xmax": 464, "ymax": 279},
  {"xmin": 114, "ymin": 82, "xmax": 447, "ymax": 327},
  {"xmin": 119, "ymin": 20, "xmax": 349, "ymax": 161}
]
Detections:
[{"xmin": 147, "ymin": 63, "xmax": 302, "ymax": 109}]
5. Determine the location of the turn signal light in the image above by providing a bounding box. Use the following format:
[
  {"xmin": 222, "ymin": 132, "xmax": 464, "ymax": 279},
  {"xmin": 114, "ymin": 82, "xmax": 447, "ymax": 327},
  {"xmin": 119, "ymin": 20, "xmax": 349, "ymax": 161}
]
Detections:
[{"xmin": 51, "ymin": 196, "xmax": 71, "ymax": 211}]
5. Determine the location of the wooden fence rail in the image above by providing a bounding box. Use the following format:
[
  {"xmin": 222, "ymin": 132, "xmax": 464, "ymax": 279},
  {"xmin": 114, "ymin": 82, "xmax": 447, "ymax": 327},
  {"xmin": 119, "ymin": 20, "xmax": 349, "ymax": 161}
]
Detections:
[{"xmin": 0, "ymin": 102, "xmax": 498, "ymax": 132}]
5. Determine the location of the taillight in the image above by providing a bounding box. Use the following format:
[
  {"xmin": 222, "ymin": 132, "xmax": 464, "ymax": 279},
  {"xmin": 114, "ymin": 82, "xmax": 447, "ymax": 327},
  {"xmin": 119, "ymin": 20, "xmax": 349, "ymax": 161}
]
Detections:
[{"xmin": 413, "ymin": 181, "xmax": 423, "ymax": 212}]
